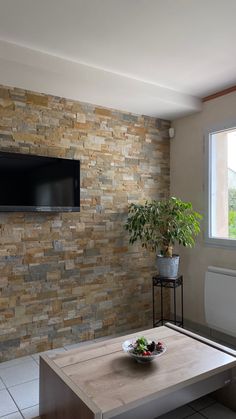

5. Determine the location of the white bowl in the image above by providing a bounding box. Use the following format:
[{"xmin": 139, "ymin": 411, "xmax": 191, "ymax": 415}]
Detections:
[{"xmin": 122, "ymin": 339, "xmax": 166, "ymax": 363}]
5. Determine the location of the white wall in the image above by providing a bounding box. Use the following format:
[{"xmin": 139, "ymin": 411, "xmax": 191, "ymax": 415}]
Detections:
[
  {"xmin": 0, "ymin": 40, "xmax": 201, "ymax": 120},
  {"xmin": 171, "ymin": 92, "xmax": 236, "ymax": 326}
]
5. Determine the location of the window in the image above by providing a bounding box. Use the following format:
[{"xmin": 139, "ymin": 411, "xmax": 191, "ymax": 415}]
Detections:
[{"xmin": 207, "ymin": 126, "xmax": 236, "ymax": 245}]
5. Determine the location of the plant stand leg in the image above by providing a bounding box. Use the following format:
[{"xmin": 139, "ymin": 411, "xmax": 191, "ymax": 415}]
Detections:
[
  {"xmin": 152, "ymin": 279, "xmax": 155, "ymax": 327},
  {"xmin": 174, "ymin": 285, "xmax": 177, "ymax": 325},
  {"xmin": 181, "ymin": 277, "xmax": 184, "ymax": 327},
  {"xmin": 161, "ymin": 282, "xmax": 163, "ymax": 325}
]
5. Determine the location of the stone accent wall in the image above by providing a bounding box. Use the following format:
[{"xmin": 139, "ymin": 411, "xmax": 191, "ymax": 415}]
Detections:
[{"xmin": 0, "ymin": 85, "xmax": 170, "ymax": 361}]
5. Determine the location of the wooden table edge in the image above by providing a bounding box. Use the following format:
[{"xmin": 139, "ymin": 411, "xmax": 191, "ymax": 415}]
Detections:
[
  {"xmin": 39, "ymin": 325, "xmax": 236, "ymax": 418},
  {"xmin": 39, "ymin": 353, "xmax": 102, "ymax": 418},
  {"xmin": 165, "ymin": 323, "xmax": 236, "ymax": 357}
]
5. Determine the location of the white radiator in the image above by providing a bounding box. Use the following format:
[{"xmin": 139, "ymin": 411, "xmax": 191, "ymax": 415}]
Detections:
[{"xmin": 205, "ymin": 266, "xmax": 236, "ymax": 337}]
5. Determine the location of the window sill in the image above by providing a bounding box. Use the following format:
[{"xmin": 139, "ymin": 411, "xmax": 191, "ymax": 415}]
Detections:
[{"xmin": 205, "ymin": 236, "xmax": 236, "ymax": 249}]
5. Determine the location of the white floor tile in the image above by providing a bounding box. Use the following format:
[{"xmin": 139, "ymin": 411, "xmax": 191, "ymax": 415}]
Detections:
[
  {"xmin": 31, "ymin": 347, "xmax": 66, "ymax": 364},
  {"xmin": 0, "ymin": 357, "xmax": 32, "ymax": 370},
  {"xmin": 0, "ymin": 413, "xmax": 22, "ymax": 419},
  {"xmin": 0, "ymin": 378, "xmax": 5, "ymax": 390},
  {"xmin": 0, "ymin": 360, "xmax": 39, "ymax": 388},
  {"xmin": 189, "ymin": 395, "xmax": 216, "ymax": 411},
  {"xmin": 21, "ymin": 404, "xmax": 39, "ymax": 419},
  {"xmin": 201, "ymin": 402, "xmax": 236, "ymax": 418},
  {"xmin": 157, "ymin": 405, "xmax": 195, "ymax": 419},
  {"xmin": 8, "ymin": 379, "xmax": 39, "ymax": 411},
  {"xmin": 0, "ymin": 389, "xmax": 18, "ymax": 417}
]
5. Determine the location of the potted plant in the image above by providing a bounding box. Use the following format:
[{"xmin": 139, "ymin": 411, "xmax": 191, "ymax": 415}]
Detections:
[{"xmin": 125, "ymin": 197, "xmax": 201, "ymax": 278}]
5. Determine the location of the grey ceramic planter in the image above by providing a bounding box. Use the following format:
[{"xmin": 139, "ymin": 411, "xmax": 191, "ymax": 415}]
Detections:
[{"xmin": 157, "ymin": 254, "xmax": 180, "ymax": 278}]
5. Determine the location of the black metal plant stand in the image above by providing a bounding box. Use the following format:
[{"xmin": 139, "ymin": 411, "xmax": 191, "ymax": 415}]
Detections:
[{"xmin": 152, "ymin": 275, "xmax": 183, "ymax": 327}]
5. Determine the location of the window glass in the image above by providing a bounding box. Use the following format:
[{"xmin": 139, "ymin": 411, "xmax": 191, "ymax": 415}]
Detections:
[{"xmin": 209, "ymin": 128, "xmax": 236, "ymax": 240}]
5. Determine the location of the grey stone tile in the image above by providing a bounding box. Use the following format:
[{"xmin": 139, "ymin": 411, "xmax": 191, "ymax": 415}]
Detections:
[
  {"xmin": 0, "ymin": 359, "xmax": 39, "ymax": 387},
  {"xmin": 201, "ymin": 402, "xmax": 236, "ymax": 418},
  {"xmin": 8, "ymin": 379, "xmax": 39, "ymax": 411},
  {"xmin": 0, "ymin": 357, "xmax": 32, "ymax": 370},
  {"xmin": 21, "ymin": 404, "xmax": 39, "ymax": 419},
  {"xmin": 0, "ymin": 377, "xmax": 6, "ymax": 389},
  {"xmin": 0, "ymin": 389, "xmax": 18, "ymax": 417},
  {"xmin": 189, "ymin": 395, "xmax": 216, "ymax": 411},
  {"xmin": 157, "ymin": 405, "xmax": 195, "ymax": 419},
  {"xmin": 186, "ymin": 414, "xmax": 206, "ymax": 418},
  {"xmin": 0, "ymin": 413, "xmax": 22, "ymax": 419}
]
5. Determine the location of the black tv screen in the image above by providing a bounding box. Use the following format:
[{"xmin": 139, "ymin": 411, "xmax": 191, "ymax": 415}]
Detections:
[{"xmin": 0, "ymin": 151, "xmax": 80, "ymax": 212}]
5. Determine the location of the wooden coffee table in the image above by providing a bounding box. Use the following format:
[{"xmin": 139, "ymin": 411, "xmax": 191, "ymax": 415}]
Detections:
[{"xmin": 39, "ymin": 324, "xmax": 236, "ymax": 419}]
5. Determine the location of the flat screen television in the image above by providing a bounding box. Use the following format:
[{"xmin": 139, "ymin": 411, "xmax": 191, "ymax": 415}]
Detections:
[{"xmin": 0, "ymin": 150, "xmax": 80, "ymax": 212}]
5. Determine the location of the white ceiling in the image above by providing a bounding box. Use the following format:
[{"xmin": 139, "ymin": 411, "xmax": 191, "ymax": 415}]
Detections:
[{"xmin": 0, "ymin": 0, "xmax": 236, "ymax": 119}]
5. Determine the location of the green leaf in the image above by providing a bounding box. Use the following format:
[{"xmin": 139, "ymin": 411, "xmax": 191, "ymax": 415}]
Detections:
[{"xmin": 125, "ymin": 197, "xmax": 202, "ymax": 255}]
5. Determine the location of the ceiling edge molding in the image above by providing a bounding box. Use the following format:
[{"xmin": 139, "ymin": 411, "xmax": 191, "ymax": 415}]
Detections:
[
  {"xmin": 0, "ymin": 39, "xmax": 202, "ymax": 120},
  {"xmin": 202, "ymin": 86, "xmax": 236, "ymax": 102}
]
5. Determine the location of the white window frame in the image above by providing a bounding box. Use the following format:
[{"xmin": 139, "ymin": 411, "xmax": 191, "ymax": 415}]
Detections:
[{"xmin": 205, "ymin": 121, "xmax": 236, "ymax": 248}]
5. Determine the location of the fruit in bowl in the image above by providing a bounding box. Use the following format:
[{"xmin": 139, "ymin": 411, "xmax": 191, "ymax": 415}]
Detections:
[{"xmin": 122, "ymin": 336, "xmax": 166, "ymax": 363}]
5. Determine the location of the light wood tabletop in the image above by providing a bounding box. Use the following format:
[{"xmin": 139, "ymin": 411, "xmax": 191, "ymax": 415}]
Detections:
[{"xmin": 39, "ymin": 325, "xmax": 236, "ymax": 419}]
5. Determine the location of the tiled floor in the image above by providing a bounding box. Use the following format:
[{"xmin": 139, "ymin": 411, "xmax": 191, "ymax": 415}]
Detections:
[
  {"xmin": 0, "ymin": 343, "xmax": 235, "ymax": 419},
  {"xmin": 157, "ymin": 397, "xmax": 236, "ymax": 418},
  {"xmin": 0, "ymin": 347, "xmax": 66, "ymax": 419}
]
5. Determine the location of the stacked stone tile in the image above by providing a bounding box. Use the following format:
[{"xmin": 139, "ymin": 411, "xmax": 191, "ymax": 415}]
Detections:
[{"xmin": 0, "ymin": 85, "xmax": 170, "ymax": 361}]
